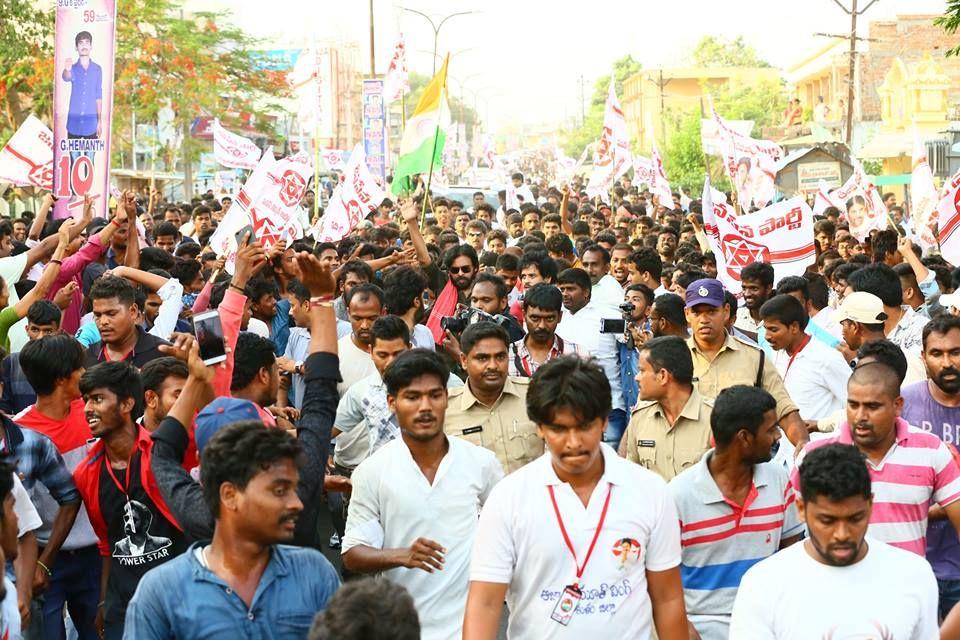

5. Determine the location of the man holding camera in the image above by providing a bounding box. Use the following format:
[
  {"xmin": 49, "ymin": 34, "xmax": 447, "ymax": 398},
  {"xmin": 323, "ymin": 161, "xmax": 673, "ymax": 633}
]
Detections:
[
  {"xmin": 445, "ymin": 323, "xmax": 541, "ymax": 474},
  {"xmin": 467, "ymin": 274, "xmax": 525, "ymax": 342}
]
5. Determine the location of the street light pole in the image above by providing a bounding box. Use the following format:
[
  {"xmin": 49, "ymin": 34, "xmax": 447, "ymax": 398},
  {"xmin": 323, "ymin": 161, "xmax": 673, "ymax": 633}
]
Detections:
[
  {"xmin": 401, "ymin": 7, "xmax": 476, "ymax": 75},
  {"xmin": 369, "ymin": 0, "xmax": 376, "ymax": 77}
]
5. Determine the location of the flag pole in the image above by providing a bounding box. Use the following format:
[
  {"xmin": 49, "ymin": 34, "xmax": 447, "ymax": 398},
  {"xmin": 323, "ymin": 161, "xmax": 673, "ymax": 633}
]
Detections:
[
  {"xmin": 313, "ymin": 122, "xmax": 321, "ymax": 228},
  {"xmin": 419, "ymin": 55, "xmax": 448, "ymax": 227},
  {"xmin": 420, "ymin": 128, "xmax": 440, "ymax": 227}
]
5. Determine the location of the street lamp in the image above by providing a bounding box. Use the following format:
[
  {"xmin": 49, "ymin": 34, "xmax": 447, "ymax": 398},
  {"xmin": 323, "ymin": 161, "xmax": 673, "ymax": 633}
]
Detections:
[
  {"xmin": 401, "ymin": 7, "xmax": 477, "ymax": 74},
  {"xmin": 417, "ymin": 47, "xmax": 477, "ymax": 67}
]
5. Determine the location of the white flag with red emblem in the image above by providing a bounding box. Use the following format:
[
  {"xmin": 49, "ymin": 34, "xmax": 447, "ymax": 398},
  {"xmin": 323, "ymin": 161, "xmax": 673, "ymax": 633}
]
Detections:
[
  {"xmin": 312, "ymin": 144, "xmax": 386, "ymax": 243},
  {"xmin": 382, "ymin": 33, "xmax": 410, "ymax": 105},
  {"xmin": 649, "ymin": 140, "xmax": 673, "ymax": 207},
  {"xmin": 585, "ymin": 79, "xmax": 632, "ymax": 199},
  {"xmin": 209, "ymin": 148, "xmax": 312, "ymax": 272},
  {"xmin": 212, "ymin": 119, "xmax": 262, "ymax": 170},
  {"xmin": 911, "ymin": 137, "xmax": 939, "ymax": 249},
  {"xmin": 320, "ymin": 148, "xmax": 348, "ymax": 171},
  {"xmin": 938, "ymin": 169, "xmax": 960, "ymax": 265},
  {"xmin": 0, "ymin": 115, "xmax": 53, "ymax": 190},
  {"xmin": 702, "ymin": 177, "xmax": 815, "ymax": 296}
]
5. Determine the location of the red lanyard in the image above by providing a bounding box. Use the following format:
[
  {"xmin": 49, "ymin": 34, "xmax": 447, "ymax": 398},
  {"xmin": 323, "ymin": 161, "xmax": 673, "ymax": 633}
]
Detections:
[
  {"xmin": 104, "ymin": 449, "xmax": 136, "ymax": 499},
  {"xmin": 784, "ymin": 334, "xmax": 812, "ymax": 379},
  {"xmin": 547, "ymin": 483, "xmax": 612, "ymax": 584}
]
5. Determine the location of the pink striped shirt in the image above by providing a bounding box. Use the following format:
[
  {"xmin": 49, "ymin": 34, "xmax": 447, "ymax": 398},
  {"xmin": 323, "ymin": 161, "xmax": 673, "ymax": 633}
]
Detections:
[{"xmin": 792, "ymin": 418, "xmax": 960, "ymax": 556}]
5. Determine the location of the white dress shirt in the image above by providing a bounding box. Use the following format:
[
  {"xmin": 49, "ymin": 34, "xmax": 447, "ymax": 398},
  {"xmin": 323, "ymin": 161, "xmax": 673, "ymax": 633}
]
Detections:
[
  {"xmin": 592, "ymin": 274, "xmax": 625, "ymax": 312},
  {"xmin": 343, "ymin": 436, "xmax": 503, "ymax": 640},
  {"xmin": 771, "ymin": 336, "xmax": 851, "ymax": 421},
  {"xmin": 557, "ymin": 302, "xmax": 623, "ymax": 410}
]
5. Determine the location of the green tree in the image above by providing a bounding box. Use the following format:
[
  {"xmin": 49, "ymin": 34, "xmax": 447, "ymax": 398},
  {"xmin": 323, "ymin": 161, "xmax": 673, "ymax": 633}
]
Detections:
[
  {"xmin": 663, "ymin": 78, "xmax": 785, "ymax": 192},
  {"xmin": 0, "ymin": 0, "xmax": 53, "ymax": 140},
  {"xmin": 560, "ymin": 55, "xmax": 642, "ymax": 157},
  {"xmin": 112, "ymin": 1, "xmax": 288, "ymax": 197},
  {"xmin": 936, "ymin": 1, "xmax": 960, "ymax": 57},
  {"xmin": 1, "ymin": 0, "xmax": 287, "ymax": 198},
  {"xmin": 691, "ymin": 36, "xmax": 771, "ymax": 68}
]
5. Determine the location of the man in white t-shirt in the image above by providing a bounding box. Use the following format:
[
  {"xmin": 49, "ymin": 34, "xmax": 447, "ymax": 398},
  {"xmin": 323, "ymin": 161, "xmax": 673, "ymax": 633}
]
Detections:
[
  {"xmin": 463, "ymin": 355, "xmax": 690, "ymax": 639},
  {"xmin": 731, "ymin": 443, "xmax": 938, "ymax": 638},
  {"xmin": 760, "ymin": 294, "xmax": 851, "ymax": 421},
  {"xmin": 342, "ymin": 349, "xmax": 502, "ymax": 640}
]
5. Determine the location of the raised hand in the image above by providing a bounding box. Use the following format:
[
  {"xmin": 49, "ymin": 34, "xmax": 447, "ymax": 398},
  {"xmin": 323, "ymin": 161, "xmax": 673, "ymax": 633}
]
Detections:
[{"xmin": 293, "ymin": 252, "xmax": 335, "ymax": 298}]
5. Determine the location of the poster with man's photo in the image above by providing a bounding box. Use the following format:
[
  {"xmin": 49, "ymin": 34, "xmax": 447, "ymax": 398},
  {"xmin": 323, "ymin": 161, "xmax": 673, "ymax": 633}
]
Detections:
[{"xmin": 52, "ymin": 0, "xmax": 117, "ymax": 220}]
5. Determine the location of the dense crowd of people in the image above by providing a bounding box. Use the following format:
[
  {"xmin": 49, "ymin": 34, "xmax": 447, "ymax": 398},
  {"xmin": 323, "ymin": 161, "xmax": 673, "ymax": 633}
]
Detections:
[{"xmin": 0, "ymin": 167, "xmax": 956, "ymax": 639}]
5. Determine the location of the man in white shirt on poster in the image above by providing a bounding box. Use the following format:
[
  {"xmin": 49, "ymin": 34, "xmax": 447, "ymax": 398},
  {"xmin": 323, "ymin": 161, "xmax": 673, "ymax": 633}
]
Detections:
[
  {"xmin": 342, "ymin": 349, "xmax": 503, "ymax": 640},
  {"xmin": 730, "ymin": 443, "xmax": 938, "ymax": 638},
  {"xmin": 463, "ymin": 355, "xmax": 690, "ymax": 639}
]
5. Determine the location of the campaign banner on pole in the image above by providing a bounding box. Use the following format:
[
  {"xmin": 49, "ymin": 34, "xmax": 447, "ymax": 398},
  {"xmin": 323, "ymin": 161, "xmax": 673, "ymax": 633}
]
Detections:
[
  {"xmin": 209, "ymin": 148, "xmax": 312, "ymax": 272},
  {"xmin": 53, "ymin": 0, "xmax": 117, "ymax": 220},
  {"xmin": 0, "ymin": 115, "xmax": 54, "ymax": 190},
  {"xmin": 361, "ymin": 79, "xmax": 387, "ymax": 183},
  {"xmin": 312, "ymin": 144, "xmax": 386, "ymax": 242},
  {"xmin": 212, "ymin": 119, "xmax": 261, "ymax": 170},
  {"xmin": 702, "ymin": 178, "xmax": 816, "ymax": 296}
]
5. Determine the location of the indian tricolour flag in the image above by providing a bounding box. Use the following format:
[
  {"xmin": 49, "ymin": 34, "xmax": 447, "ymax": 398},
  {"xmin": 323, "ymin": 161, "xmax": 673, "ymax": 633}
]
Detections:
[{"xmin": 391, "ymin": 56, "xmax": 450, "ymax": 195}]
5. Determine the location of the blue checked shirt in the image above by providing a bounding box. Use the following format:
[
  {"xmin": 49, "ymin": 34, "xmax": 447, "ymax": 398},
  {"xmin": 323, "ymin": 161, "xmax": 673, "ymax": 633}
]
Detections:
[
  {"xmin": 0, "ymin": 353, "xmax": 35, "ymax": 416},
  {"xmin": 0, "ymin": 414, "xmax": 80, "ymax": 545}
]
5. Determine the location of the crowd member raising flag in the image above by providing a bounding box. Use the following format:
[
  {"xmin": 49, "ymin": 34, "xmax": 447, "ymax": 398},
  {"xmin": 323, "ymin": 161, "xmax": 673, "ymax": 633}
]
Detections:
[{"xmin": 391, "ymin": 56, "xmax": 450, "ymax": 195}]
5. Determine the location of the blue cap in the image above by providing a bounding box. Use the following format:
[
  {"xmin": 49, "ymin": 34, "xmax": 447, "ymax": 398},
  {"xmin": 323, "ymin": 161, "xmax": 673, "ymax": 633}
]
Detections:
[
  {"xmin": 195, "ymin": 397, "xmax": 261, "ymax": 452},
  {"xmin": 685, "ymin": 278, "xmax": 726, "ymax": 308}
]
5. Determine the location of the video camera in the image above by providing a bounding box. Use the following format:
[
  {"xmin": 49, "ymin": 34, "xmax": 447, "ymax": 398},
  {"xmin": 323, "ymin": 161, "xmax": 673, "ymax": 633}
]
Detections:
[
  {"xmin": 440, "ymin": 307, "xmax": 512, "ymax": 335},
  {"xmin": 599, "ymin": 302, "xmax": 636, "ymax": 335}
]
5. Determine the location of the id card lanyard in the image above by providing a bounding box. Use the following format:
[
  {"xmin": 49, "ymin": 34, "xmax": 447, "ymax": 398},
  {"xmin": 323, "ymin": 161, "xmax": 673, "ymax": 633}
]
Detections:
[
  {"xmin": 104, "ymin": 448, "xmax": 136, "ymax": 507},
  {"xmin": 547, "ymin": 483, "xmax": 612, "ymax": 626}
]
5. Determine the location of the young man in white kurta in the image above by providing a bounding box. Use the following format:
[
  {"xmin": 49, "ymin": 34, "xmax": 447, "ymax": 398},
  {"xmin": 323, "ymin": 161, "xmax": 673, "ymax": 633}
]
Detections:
[
  {"xmin": 469, "ymin": 443, "xmax": 681, "ymax": 638},
  {"xmin": 342, "ymin": 435, "xmax": 503, "ymax": 640}
]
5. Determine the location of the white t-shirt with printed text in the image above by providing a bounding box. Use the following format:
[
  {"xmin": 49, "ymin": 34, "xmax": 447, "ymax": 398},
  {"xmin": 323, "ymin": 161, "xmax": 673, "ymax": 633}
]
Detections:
[{"xmin": 469, "ymin": 444, "xmax": 681, "ymax": 639}]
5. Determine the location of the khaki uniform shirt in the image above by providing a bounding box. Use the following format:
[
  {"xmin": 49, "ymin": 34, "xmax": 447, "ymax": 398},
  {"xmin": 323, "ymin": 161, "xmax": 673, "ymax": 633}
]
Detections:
[
  {"xmin": 621, "ymin": 386, "xmax": 713, "ymax": 481},
  {"xmin": 444, "ymin": 377, "xmax": 543, "ymax": 474},
  {"xmin": 687, "ymin": 332, "xmax": 798, "ymax": 420}
]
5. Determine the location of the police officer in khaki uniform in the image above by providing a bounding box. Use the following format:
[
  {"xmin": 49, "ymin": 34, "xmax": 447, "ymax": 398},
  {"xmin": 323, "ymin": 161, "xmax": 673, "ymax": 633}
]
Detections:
[
  {"xmin": 444, "ymin": 322, "xmax": 543, "ymax": 473},
  {"xmin": 684, "ymin": 278, "xmax": 810, "ymax": 450},
  {"xmin": 619, "ymin": 336, "xmax": 713, "ymax": 481}
]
